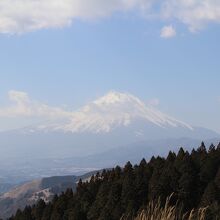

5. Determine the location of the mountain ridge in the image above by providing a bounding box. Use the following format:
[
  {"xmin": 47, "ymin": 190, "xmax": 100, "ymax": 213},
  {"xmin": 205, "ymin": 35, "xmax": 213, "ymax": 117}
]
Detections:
[
  {"xmin": 0, "ymin": 91, "xmax": 219, "ymax": 185},
  {"xmin": 0, "ymin": 170, "xmax": 100, "ymax": 219},
  {"xmin": 23, "ymin": 91, "xmax": 193, "ymax": 134}
]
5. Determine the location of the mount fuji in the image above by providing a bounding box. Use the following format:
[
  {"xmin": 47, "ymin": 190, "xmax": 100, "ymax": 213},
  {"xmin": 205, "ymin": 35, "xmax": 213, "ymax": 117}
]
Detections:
[
  {"xmin": 0, "ymin": 91, "xmax": 219, "ymax": 163},
  {"xmin": 32, "ymin": 91, "xmax": 193, "ymax": 133},
  {"xmin": 28, "ymin": 92, "xmax": 193, "ymax": 134}
]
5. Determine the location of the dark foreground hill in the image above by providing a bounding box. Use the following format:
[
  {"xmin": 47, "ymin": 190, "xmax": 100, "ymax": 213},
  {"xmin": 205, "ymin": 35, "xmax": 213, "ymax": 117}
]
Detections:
[
  {"xmin": 9, "ymin": 142, "xmax": 220, "ymax": 220},
  {"xmin": 0, "ymin": 171, "xmax": 99, "ymax": 219}
]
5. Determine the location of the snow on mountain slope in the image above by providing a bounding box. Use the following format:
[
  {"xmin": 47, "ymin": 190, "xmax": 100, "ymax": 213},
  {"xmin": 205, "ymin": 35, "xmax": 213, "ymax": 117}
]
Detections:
[
  {"xmin": 34, "ymin": 91, "xmax": 193, "ymax": 133},
  {"xmin": 0, "ymin": 91, "xmax": 219, "ymax": 160}
]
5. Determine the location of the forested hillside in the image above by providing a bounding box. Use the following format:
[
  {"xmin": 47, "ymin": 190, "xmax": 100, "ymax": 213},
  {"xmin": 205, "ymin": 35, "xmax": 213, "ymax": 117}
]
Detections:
[{"xmin": 9, "ymin": 142, "xmax": 220, "ymax": 220}]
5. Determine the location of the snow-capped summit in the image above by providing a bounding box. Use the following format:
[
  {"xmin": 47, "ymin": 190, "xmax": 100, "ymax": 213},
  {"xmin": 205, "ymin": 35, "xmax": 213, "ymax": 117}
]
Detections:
[
  {"xmin": 93, "ymin": 91, "xmax": 139, "ymax": 105},
  {"xmin": 0, "ymin": 91, "xmax": 219, "ymax": 160},
  {"xmin": 55, "ymin": 91, "xmax": 193, "ymax": 133}
]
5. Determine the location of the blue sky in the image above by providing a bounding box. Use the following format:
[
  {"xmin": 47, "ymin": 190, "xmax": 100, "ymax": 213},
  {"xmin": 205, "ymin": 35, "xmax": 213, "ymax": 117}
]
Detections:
[{"xmin": 0, "ymin": 1, "xmax": 220, "ymax": 132}]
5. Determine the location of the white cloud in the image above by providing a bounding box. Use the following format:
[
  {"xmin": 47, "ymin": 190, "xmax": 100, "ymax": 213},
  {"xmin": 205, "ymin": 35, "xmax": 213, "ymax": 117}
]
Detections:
[
  {"xmin": 161, "ymin": 0, "xmax": 220, "ymax": 32},
  {"xmin": 0, "ymin": 0, "xmax": 220, "ymax": 34},
  {"xmin": 0, "ymin": 0, "xmax": 153, "ymax": 34},
  {"xmin": 0, "ymin": 90, "xmax": 72, "ymax": 118},
  {"xmin": 160, "ymin": 25, "xmax": 176, "ymax": 38}
]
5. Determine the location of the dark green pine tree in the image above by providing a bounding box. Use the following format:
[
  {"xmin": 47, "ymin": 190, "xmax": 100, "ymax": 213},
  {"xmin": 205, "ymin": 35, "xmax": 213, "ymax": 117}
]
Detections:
[
  {"xmin": 13, "ymin": 209, "xmax": 24, "ymax": 220},
  {"xmin": 174, "ymin": 148, "xmax": 186, "ymax": 168},
  {"xmin": 21, "ymin": 206, "xmax": 33, "ymax": 220},
  {"xmin": 197, "ymin": 142, "xmax": 207, "ymax": 165},
  {"xmin": 214, "ymin": 167, "xmax": 220, "ymax": 202},
  {"xmin": 41, "ymin": 203, "xmax": 53, "ymax": 220},
  {"xmin": 87, "ymin": 181, "xmax": 109, "ymax": 220},
  {"xmin": 177, "ymin": 152, "xmax": 197, "ymax": 210},
  {"xmin": 201, "ymin": 181, "xmax": 219, "ymax": 206},
  {"xmin": 68, "ymin": 203, "xmax": 87, "ymax": 220},
  {"xmin": 50, "ymin": 192, "xmax": 71, "ymax": 220},
  {"xmin": 121, "ymin": 162, "xmax": 136, "ymax": 215},
  {"xmin": 102, "ymin": 182, "xmax": 122, "ymax": 220},
  {"xmin": 199, "ymin": 144, "xmax": 220, "ymax": 200},
  {"xmin": 134, "ymin": 159, "xmax": 152, "ymax": 209},
  {"xmin": 148, "ymin": 156, "xmax": 165, "ymax": 201},
  {"xmin": 200, "ymin": 180, "xmax": 220, "ymax": 220},
  {"xmin": 33, "ymin": 199, "xmax": 46, "ymax": 220}
]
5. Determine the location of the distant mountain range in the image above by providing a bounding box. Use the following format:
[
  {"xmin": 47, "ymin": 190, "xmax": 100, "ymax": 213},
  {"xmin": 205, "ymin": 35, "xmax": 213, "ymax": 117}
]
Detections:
[
  {"xmin": 0, "ymin": 91, "xmax": 219, "ymax": 182},
  {"xmin": 0, "ymin": 91, "xmax": 219, "ymax": 159}
]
